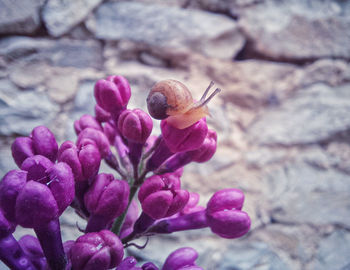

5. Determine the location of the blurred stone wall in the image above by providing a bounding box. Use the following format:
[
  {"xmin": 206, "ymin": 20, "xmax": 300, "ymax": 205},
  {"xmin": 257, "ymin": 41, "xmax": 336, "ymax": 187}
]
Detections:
[{"xmin": 1, "ymin": 0, "xmax": 350, "ymax": 269}]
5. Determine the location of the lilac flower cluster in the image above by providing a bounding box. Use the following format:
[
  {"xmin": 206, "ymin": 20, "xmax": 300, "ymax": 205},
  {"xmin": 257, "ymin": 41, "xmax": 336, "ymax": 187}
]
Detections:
[{"xmin": 0, "ymin": 75, "xmax": 251, "ymax": 270}]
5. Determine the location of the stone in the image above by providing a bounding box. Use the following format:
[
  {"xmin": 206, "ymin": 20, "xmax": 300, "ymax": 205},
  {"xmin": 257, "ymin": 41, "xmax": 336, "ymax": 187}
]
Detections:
[
  {"xmin": 42, "ymin": 0, "xmax": 103, "ymax": 37},
  {"xmin": 0, "ymin": 36, "xmax": 103, "ymax": 70},
  {"xmin": 251, "ymin": 224, "xmax": 319, "ymax": 267},
  {"xmin": 301, "ymin": 59, "xmax": 350, "ymax": 88},
  {"xmin": 239, "ymin": 0, "xmax": 350, "ymax": 60},
  {"xmin": 248, "ymin": 83, "xmax": 350, "ymax": 146},
  {"xmin": 0, "ymin": 79, "xmax": 60, "ymax": 136},
  {"xmin": 265, "ymin": 161, "xmax": 350, "ymax": 228},
  {"xmin": 87, "ymin": 1, "xmax": 244, "ymax": 59},
  {"xmin": 0, "ymin": 0, "xmax": 44, "ymax": 34},
  {"xmin": 188, "ymin": 0, "xmax": 257, "ymax": 16},
  {"xmin": 46, "ymin": 68, "xmax": 80, "ymax": 103},
  {"xmin": 205, "ymin": 59, "xmax": 301, "ymax": 110},
  {"xmin": 219, "ymin": 241, "xmax": 291, "ymax": 270},
  {"xmin": 313, "ymin": 230, "xmax": 350, "ymax": 270},
  {"xmin": 9, "ymin": 61, "xmax": 51, "ymax": 89},
  {"xmin": 326, "ymin": 142, "xmax": 350, "ymax": 174}
]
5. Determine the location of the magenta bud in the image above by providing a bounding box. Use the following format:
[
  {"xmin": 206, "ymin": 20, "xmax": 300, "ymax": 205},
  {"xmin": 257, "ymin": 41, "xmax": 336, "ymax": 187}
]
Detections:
[
  {"xmin": 76, "ymin": 128, "xmax": 110, "ymax": 158},
  {"xmin": 18, "ymin": 235, "xmax": 46, "ymax": 270},
  {"xmin": 84, "ymin": 174, "xmax": 129, "ymax": 232},
  {"xmin": 58, "ymin": 142, "xmax": 83, "ymax": 181},
  {"xmin": 46, "ymin": 162, "xmax": 75, "ymax": 215},
  {"xmin": 139, "ymin": 175, "xmax": 189, "ymax": 219},
  {"xmin": 0, "ymin": 210, "xmax": 14, "ymax": 237},
  {"xmin": 144, "ymin": 135, "xmax": 159, "ymax": 153},
  {"xmin": 94, "ymin": 75, "xmax": 131, "ymax": 116},
  {"xmin": 74, "ymin": 114, "xmax": 102, "ymax": 135},
  {"xmin": 78, "ymin": 141, "xmax": 101, "ymax": 181},
  {"xmin": 118, "ymin": 109, "xmax": 153, "ymax": 144},
  {"xmin": 143, "ymin": 262, "xmax": 159, "ymax": 270},
  {"xmin": 180, "ymin": 192, "xmax": 204, "ymax": 216},
  {"xmin": 120, "ymin": 200, "xmax": 139, "ymax": 239},
  {"xmin": 103, "ymin": 122, "xmax": 118, "ymax": 144},
  {"xmin": 206, "ymin": 189, "xmax": 250, "ymax": 239},
  {"xmin": 95, "ymin": 104, "xmax": 111, "ymax": 123},
  {"xmin": 59, "ymin": 140, "xmax": 101, "ymax": 182},
  {"xmin": 162, "ymin": 247, "xmax": 200, "ymax": 270},
  {"xmin": 189, "ymin": 129, "xmax": 217, "ymax": 163},
  {"xmin": 206, "ymin": 188, "xmax": 244, "ymax": 214},
  {"xmin": 116, "ymin": 256, "xmax": 140, "ymax": 270},
  {"xmin": 161, "ymin": 118, "xmax": 208, "ymax": 153},
  {"xmin": 30, "ymin": 126, "xmax": 58, "ymax": 163},
  {"xmin": 20, "ymin": 155, "xmax": 53, "ymax": 182},
  {"xmin": 15, "ymin": 181, "xmax": 59, "ymax": 228},
  {"xmin": 11, "ymin": 137, "xmax": 35, "ymax": 167},
  {"xmin": 69, "ymin": 230, "xmax": 124, "ymax": 270},
  {"xmin": 0, "ymin": 170, "xmax": 27, "ymax": 222}
]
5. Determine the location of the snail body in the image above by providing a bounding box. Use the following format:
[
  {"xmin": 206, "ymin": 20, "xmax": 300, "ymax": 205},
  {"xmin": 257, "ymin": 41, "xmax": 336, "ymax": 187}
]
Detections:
[{"xmin": 147, "ymin": 79, "xmax": 220, "ymax": 129}]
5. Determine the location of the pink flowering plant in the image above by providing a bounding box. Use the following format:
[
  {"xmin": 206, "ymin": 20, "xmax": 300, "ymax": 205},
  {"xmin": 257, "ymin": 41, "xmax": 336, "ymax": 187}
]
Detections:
[{"xmin": 0, "ymin": 76, "xmax": 251, "ymax": 270}]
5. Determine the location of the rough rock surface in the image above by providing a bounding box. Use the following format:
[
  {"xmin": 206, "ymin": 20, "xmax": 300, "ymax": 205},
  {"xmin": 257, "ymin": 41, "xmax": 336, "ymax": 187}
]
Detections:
[
  {"xmin": 42, "ymin": 0, "xmax": 103, "ymax": 37},
  {"xmin": 0, "ymin": 0, "xmax": 44, "ymax": 34},
  {"xmin": 238, "ymin": 0, "xmax": 350, "ymax": 60},
  {"xmin": 0, "ymin": 0, "xmax": 350, "ymax": 269},
  {"xmin": 248, "ymin": 83, "xmax": 350, "ymax": 145},
  {"xmin": 0, "ymin": 79, "xmax": 59, "ymax": 136},
  {"xmin": 87, "ymin": 1, "xmax": 245, "ymax": 59}
]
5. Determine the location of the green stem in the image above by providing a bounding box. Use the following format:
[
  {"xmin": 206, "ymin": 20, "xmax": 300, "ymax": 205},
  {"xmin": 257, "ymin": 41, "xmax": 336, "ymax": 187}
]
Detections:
[{"xmin": 111, "ymin": 170, "xmax": 149, "ymax": 237}]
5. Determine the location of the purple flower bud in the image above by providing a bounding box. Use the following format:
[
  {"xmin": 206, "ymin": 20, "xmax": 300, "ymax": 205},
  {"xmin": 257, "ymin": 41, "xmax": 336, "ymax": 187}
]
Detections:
[
  {"xmin": 178, "ymin": 192, "xmax": 204, "ymax": 217},
  {"xmin": 116, "ymin": 256, "xmax": 141, "ymax": 270},
  {"xmin": 21, "ymin": 155, "xmax": 53, "ymax": 182},
  {"xmin": 161, "ymin": 118, "xmax": 208, "ymax": 153},
  {"xmin": 146, "ymin": 139, "xmax": 174, "ymax": 172},
  {"xmin": 103, "ymin": 122, "xmax": 118, "ymax": 144},
  {"xmin": 0, "ymin": 162, "xmax": 73, "ymax": 270},
  {"xmin": 84, "ymin": 174, "xmax": 130, "ymax": 232},
  {"xmin": 144, "ymin": 135, "xmax": 159, "ymax": 153},
  {"xmin": 120, "ymin": 200, "xmax": 139, "ymax": 239},
  {"xmin": 162, "ymin": 247, "xmax": 201, "ymax": 270},
  {"xmin": 155, "ymin": 130, "xmax": 216, "ymax": 174},
  {"xmin": 206, "ymin": 189, "xmax": 250, "ymax": 239},
  {"xmin": 143, "ymin": 262, "xmax": 159, "ymax": 270},
  {"xmin": 74, "ymin": 114, "xmax": 102, "ymax": 135},
  {"xmin": 0, "ymin": 216, "xmax": 37, "ymax": 270},
  {"xmin": 58, "ymin": 140, "xmax": 101, "ymax": 182},
  {"xmin": 95, "ymin": 104, "xmax": 111, "ymax": 123},
  {"xmin": 76, "ymin": 128, "xmax": 110, "ymax": 158},
  {"xmin": 2, "ymin": 160, "xmax": 75, "ymax": 224},
  {"xmin": 0, "ymin": 170, "xmax": 27, "ymax": 222},
  {"xmin": 0, "ymin": 209, "xmax": 14, "ymax": 237},
  {"xmin": 58, "ymin": 142, "xmax": 83, "ymax": 181},
  {"xmin": 69, "ymin": 230, "xmax": 124, "ymax": 270},
  {"xmin": 46, "ymin": 162, "xmax": 75, "ymax": 215},
  {"xmin": 30, "ymin": 126, "xmax": 58, "ymax": 163},
  {"xmin": 11, "ymin": 126, "xmax": 58, "ymax": 167},
  {"xmin": 118, "ymin": 109, "xmax": 153, "ymax": 144},
  {"xmin": 11, "ymin": 137, "xmax": 35, "ymax": 167},
  {"xmin": 18, "ymin": 235, "xmax": 47, "ymax": 270},
  {"xmin": 16, "ymin": 181, "xmax": 58, "ymax": 228},
  {"xmin": 94, "ymin": 75, "xmax": 131, "ymax": 117},
  {"xmin": 188, "ymin": 129, "xmax": 217, "ymax": 163},
  {"xmin": 138, "ymin": 174, "xmax": 189, "ymax": 219}
]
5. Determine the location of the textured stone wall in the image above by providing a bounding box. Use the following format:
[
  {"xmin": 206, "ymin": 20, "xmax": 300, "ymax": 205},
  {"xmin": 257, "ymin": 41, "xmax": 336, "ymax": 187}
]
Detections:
[{"xmin": 1, "ymin": 0, "xmax": 350, "ymax": 269}]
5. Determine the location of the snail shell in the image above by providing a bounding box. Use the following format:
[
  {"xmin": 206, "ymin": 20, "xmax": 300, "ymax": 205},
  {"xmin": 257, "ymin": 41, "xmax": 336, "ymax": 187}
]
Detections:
[{"xmin": 147, "ymin": 79, "xmax": 220, "ymax": 129}]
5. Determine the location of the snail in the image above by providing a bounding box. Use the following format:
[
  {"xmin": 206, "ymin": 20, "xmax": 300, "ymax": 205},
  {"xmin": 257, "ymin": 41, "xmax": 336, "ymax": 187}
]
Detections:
[{"xmin": 147, "ymin": 80, "xmax": 221, "ymax": 129}]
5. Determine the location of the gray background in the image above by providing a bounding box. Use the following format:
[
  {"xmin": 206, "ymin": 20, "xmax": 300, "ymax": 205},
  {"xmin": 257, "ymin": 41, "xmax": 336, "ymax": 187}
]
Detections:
[{"xmin": 0, "ymin": 0, "xmax": 350, "ymax": 269}]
